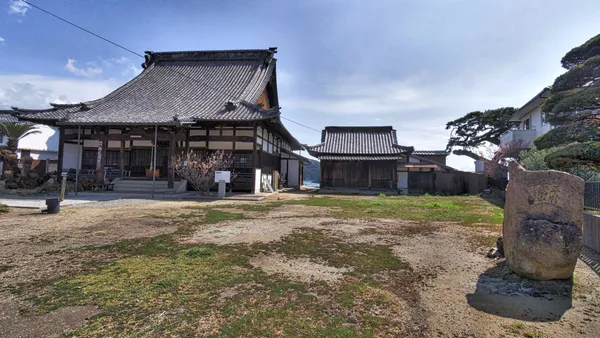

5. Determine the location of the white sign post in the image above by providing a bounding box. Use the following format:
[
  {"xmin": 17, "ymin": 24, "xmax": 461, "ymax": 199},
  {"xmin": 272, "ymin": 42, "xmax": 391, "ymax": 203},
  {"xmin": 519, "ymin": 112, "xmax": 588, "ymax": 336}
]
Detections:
[{"xmin": 215, "ymin": 171, "xmax": 231, "ymax": 198}]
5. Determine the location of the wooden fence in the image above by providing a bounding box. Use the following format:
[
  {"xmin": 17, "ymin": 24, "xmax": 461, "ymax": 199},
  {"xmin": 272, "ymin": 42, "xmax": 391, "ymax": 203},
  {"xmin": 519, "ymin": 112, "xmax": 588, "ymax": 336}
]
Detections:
[
  {"xmin": 584, "ymin": 212, "xmax": 600, "ymax": 253},
  {"xmin": 408, "ymin": 171, "xmax": 487, "ymax": 195}
]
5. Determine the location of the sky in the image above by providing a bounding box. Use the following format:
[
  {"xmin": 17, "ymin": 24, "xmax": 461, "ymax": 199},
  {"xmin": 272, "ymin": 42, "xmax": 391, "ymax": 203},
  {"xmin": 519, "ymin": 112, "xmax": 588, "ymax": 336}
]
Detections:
[{"xmin": 1, "ymin": 0, "xmax": 600, "ymax": 171}]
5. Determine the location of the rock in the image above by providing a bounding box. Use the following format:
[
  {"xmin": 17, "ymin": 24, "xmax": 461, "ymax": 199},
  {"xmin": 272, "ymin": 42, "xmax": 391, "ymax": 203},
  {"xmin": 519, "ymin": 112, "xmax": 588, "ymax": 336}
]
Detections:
[{"xmin": 503, "ymin": 162, "xmax": 584, "ymax": 280}]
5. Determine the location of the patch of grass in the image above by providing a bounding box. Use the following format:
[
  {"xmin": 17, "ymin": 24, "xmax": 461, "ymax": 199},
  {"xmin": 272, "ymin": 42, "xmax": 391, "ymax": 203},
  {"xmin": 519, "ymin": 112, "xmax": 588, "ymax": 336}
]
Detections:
[
  {"xmin": 276, "ymin": 196, "xmax": 503, "ymax": 226},
  {"xmin": 0, "ymin": 203, "xmax": 8, "ymax": 214},
  {"xmin": 205, "ymin": 209, "xmax": 245, "ymax": 223},
  {"xmin": 377, "ymin": 193, "xmax": 388, "ymax": 198},
  {"xmin": 260, "ymin": 228, "xmax": 410, "ymax": 274},
  {"xmin": 185, "ymin": 246, "xmax": 215, "ymax": 258},
  {"xmin": 0, "ymin": 265, "xmax": 13, "ymax": 273}
]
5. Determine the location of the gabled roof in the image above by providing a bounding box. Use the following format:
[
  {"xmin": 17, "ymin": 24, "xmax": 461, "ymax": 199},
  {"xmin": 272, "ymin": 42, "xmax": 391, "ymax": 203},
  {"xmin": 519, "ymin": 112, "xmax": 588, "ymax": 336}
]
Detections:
[
  {"xmin": 13, "ymin": 49, "xmax": 281, "ymax": 125},
  {"xmin": 510, "ymin": 86, "xmax": 552, "ymax": 122},
  {"xmin": 306, "ymin": 126, "xmax": 413, "ymax": 160},
  {"xmin": 412, "ymin": 150, "xmax": 450, "ymax": 156},
  {"xmin": 0, "ymin": 110, "xmax": 20, "ymax": 123}
]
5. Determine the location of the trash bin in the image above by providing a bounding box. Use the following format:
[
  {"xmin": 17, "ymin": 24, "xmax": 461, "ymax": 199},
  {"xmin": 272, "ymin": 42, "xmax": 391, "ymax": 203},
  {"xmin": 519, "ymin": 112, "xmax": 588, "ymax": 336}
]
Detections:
[{"xmin": 46, "ymin": 198, "xmax": 60, "ymax": 214}]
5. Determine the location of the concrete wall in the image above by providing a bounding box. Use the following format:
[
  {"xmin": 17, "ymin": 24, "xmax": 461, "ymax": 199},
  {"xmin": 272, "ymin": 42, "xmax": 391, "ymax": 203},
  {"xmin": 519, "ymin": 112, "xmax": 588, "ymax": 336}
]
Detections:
[{"xmin": 584, "ymin": 212, "xmax": 600, "ymax": 254}]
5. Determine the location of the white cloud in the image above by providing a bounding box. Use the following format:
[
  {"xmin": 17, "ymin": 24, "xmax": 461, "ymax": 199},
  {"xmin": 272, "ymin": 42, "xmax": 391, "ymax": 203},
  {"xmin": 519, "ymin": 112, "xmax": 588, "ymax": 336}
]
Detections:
[
  {"xmin": 64, "ymin": 59, "xmax": 103, "ymax": 78},
  {"xmin": 0, "ymin": 36, "xmax": 4, "ymax": 44},
  {"xmin": 7, "ymin": 0, "xmax": 30, "ymax": 15},
  {"xmin": 0, "ymin": 74, "xmax": 121, "ymax": 109},
  {"xmin": 101, "ymin": 56, "xmax": 142, "ymax": 77}
]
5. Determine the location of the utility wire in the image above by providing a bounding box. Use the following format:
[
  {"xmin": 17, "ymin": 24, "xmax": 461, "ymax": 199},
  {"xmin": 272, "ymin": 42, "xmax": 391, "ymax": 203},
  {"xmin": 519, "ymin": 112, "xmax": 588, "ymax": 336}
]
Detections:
[
  {"xmin": 23, "ymin": 0, "xmax": 320, "ymax": 134},
  {"xmin": 22, "ymin": 0, "xmax": 144, "ymax": 58},
  {"xmin": 280, "ymin": 116, "xmax": 322, "ymax": 133}
]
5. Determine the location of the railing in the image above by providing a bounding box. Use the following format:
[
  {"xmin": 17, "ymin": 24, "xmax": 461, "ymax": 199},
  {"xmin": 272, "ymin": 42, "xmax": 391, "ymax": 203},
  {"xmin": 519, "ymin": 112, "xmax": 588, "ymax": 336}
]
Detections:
[{"xmin": 585, "ymin": 182, "xmax": 600, "ymax": 211}]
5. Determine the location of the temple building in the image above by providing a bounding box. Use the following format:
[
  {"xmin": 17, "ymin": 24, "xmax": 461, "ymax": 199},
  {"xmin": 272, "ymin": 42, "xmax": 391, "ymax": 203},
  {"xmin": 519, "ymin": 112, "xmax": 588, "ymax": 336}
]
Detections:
[{"xmin": 13, "ymin": 48, "xmax": 307, "ymax": 193}]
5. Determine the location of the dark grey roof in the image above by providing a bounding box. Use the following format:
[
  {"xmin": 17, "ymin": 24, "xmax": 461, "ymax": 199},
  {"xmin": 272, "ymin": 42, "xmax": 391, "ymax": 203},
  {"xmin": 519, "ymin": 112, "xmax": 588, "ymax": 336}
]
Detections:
[
  {"xmin": 306, "ymin": 126, "xmax": 413, "ymax": 158},
  {"xmin": 412, "ymin": 150, "xmax": 450, "ymax": 156},
  {"xmin": 14, "ymin": 49, "xmax": 280, "ymax": 125},
  {"xmin": 0, "ymin": 110, "xmax": 20, "ymax": 123},
  {"xmin": 320, "ymin": 154, "xmax": 405, "ymax": 161}
]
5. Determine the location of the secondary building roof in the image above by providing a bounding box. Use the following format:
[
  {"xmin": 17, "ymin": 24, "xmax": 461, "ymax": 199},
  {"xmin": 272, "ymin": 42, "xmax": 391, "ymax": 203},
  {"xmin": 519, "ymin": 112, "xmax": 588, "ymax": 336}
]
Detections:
[
  {"xmin": 510, "ymin": 86, "xmax": 552, "ymax": 122},
  {"xmin": 306, "ymin": 126, "xmax": 414, "ymax": 160},
  {"xmin": 13, "ymin": 49, "xmax": 281, "ymax": 125},
  {"xmin": 0, "ymin": 110, "xmax": 20, "ymax": 123},
  {"xmin": 412, "ymin": 150, "xmax": 450, "ymax": 156}
]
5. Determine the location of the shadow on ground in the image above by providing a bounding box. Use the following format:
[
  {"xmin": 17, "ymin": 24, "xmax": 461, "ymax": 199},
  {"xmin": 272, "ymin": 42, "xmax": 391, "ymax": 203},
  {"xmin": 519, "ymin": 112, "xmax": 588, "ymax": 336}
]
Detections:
[
  {"xmin": 580, "ymin": 246, "xmax": 600, "ymax": 278},
  {"xmin": 466, "ymin": 260, "xmax": 573, "ymax": 322}
]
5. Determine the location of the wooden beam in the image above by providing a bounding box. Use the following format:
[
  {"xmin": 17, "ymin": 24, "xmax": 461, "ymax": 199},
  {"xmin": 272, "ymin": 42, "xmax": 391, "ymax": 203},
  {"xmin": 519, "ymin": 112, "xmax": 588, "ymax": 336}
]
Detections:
[{"xmin": 168, "ymin": 130, "xmax": 175, "ymax": 189}]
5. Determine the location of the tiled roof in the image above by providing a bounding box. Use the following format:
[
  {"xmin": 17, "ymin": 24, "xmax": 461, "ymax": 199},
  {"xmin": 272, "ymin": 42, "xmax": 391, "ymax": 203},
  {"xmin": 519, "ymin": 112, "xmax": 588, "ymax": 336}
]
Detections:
[
  {"xmin": 320, "ymin": 154, "xmax": 405, "ymax": 161},
  {"xmin": 306, "ymin": 126, "xmax": 413, "ymax": 157},
  {"xmin": 14, "ymin": 49, "xmax": 281, "ymax": 125},
  {"xmin": 412, "ymin": 150, "xmax": 449, "ymax": 156},
  {"xmin": 0, "ymin": 110, "xmax": 20, "ymax": 123}
]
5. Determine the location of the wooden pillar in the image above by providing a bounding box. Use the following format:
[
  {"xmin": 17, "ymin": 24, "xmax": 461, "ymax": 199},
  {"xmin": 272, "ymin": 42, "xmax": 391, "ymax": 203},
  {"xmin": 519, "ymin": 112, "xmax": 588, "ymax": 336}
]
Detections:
[
  {"xmin": 368, "ymin": 161, "xmax": 372, "ymax": 189},
  {"xmin": 96, "ymin": 131, "xmax": 107, "ymax": 184},
  {"xmin": 232, "ymin": 126, "xmax": 236, "ymax": 150},
  {"xmin": 184, "ymin": 129, "xmax": 190, "ymax": 154},
  {"xmin": 119, "ymin": 140, "xmax": 125, "ymax": 178},
  {"xmin": 56, "ymin": 126, "xmax": 65, "ymax": 174},
  {"xmin": 320, "ymin": 160, "xmax": 323, "ymax": 188},
  {"xmin": 251, "ymin": 124, "xmax": 257, "ymax": 193},
  {"xmin": 168, "ymin": 129, "xmax": 175, "ymax": 189}
]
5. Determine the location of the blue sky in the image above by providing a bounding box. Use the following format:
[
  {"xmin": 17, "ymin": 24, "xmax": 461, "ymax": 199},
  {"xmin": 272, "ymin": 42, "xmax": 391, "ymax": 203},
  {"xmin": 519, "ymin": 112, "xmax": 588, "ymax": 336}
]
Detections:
[{"xmin": 2, "ymin": 0, "xmax": 600, "ymax": 170}]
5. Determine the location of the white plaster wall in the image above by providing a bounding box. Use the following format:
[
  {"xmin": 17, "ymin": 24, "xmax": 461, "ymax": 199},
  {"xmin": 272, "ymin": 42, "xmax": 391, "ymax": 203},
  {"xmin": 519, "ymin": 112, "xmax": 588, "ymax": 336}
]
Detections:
[
  {"xmin": 254, "ymin": 168, "xmax": 262, "ymax": 194},
  {"xmin": 519, "ymin": 106, "xmax": 552, "ymax": 138},
  {"xmin": 17, "ymin": 124, "xmax": 58, "ymax": 152},
  {"xmin": 63, "ymin": 143, "xmax": 83, "ymax": 170},
  {"xmin": 287, "ymin": 159, "xmax": 300, "ymax": 187}
]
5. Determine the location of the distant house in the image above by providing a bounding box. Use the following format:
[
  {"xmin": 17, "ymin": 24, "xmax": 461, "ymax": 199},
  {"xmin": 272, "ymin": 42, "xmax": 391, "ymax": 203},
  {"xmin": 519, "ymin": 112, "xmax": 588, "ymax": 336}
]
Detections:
[
  {"xmin": 12, "ymin": 48, "xmax": 305, "ymax": 193},
  {"xmin": 500, "ymin": 87, "xmax": 552, "ymax": 148},
  {"xmin": 305, "ymin": 126, "xmax": 453, "ymax": 194}
]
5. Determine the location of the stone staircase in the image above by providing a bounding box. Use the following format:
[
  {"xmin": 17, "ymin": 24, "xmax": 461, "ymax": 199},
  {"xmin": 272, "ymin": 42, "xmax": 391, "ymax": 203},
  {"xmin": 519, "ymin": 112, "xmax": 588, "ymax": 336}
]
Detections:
[{"xmin": 112, "ymin": 179, "xmax": 187, "ymax": 193}]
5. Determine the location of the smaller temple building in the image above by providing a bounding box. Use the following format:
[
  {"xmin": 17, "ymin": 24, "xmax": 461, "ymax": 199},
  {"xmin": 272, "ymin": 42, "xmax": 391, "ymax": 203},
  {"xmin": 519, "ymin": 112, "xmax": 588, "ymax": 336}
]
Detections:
[{"xmin": 306, "ymin": 126, "xmax": 453, "ymax": 193}]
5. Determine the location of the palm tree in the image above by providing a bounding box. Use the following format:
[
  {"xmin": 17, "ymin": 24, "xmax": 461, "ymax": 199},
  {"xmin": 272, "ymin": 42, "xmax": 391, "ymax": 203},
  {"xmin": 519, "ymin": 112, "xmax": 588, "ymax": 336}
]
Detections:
[{"xmin": 0, "ymin": 123, "xmax": 41, "ymax": 153}]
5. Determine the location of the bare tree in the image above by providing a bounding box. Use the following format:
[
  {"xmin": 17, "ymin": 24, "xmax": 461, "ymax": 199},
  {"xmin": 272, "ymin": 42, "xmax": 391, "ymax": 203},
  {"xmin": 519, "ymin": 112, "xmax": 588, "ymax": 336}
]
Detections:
[
  {"xmin": 173, "ymin": 150, "xmax": 234, "ymax": 195},
  {"xmin": 478, "ymin": 140, "xmax": 524, "ymax": 189}
]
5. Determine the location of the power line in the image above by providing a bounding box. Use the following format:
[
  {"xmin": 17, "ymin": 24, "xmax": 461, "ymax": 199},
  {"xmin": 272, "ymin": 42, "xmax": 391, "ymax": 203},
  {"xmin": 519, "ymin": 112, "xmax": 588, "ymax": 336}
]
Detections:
[
  {"xmin": 24, "ymin": 0, "xmax": 318, "ymax": 133},
  {"xmin": 22, "ymin": 0, "xmax": 144, "ymax": 58},
  {"xmin": 280, "ymin": 116, "xmax": 321, "ymax": 133},
  {"xmin": 23, "ymin": 0, "xmax": 320, "ymax": 134}
]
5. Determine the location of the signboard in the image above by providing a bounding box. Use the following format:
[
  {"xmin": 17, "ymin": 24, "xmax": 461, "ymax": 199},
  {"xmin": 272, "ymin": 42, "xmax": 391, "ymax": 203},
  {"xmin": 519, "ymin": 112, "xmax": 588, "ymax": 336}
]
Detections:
[{"xmin": 215, "ymin": 171, "xmax": 231, "ymax": 183}]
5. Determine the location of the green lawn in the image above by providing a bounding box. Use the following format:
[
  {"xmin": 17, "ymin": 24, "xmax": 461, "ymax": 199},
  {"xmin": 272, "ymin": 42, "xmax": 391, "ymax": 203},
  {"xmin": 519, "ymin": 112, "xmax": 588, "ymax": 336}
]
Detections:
[{"xmin": 17, "ymin": 195, "xmax": 503, "ymax": 337}]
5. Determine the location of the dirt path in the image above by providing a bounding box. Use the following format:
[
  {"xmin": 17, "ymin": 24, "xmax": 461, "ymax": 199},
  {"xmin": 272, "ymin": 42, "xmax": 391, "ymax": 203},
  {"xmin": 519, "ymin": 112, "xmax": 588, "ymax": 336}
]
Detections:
[{"xmin": 1, "ymin": 199, "xmax": 599, "ymax": 337}]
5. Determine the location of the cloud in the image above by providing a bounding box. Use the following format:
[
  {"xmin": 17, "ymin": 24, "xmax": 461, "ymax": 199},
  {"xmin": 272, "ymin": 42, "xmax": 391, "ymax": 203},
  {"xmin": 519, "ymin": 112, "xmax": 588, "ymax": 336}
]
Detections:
[
  {"xmin": 101, "ymin": 56, "xmax": 142, "ymax": 77},
  {"xmin": 64, "ymin": 59, "xmax": 103, "ymax": 78},
  {"xmin": 7, "ymin": 0, "xmax": 30, "ymax": 15},
  {"xmin": 0, "ymin": 36, "xmax": 4, "ymax": 44},
  {"xmin": 0, "ymin": 74, "xmax": 121, "ymax": 109}
]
